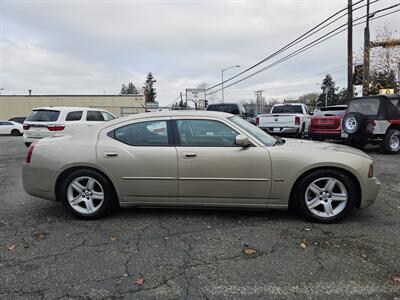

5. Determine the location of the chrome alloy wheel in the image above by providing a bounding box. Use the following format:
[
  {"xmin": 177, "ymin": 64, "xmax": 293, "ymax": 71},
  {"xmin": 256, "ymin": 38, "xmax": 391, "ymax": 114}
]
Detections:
[
  {"xmin": 305, "ymin": 177, "xmax": 348, "ymax": 218},
  {"xmin": 67, "ymin": 176, "xmax": 104, "ymax": 215},
  {"xmin": 344, "ymin": 116, "xmax": 357, "ymax": 133},
  {"xmin": 390, "ymin": 133, "xmax": 400, "ymax": 152}
]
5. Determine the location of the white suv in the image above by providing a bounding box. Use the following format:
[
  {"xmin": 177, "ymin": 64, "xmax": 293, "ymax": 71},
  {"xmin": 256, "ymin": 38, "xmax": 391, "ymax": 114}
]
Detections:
[{"xmin": 23, "ymin": 107, "xmax": 116, "ymax": 146}]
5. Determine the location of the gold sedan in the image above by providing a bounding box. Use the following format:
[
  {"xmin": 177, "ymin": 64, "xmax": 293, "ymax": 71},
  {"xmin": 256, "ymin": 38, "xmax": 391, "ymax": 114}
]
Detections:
[{"xmin": 22, "ymin": 111, "xmax": 380, "ymax": 223}]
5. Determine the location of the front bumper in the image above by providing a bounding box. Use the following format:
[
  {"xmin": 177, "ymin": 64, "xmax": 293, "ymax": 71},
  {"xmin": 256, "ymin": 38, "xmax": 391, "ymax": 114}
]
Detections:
[
  {"xmin": 360, "ymin": 176, "xmax": 380, "ymax": 208},
  {"xmin": 22, "ymin": 164, "xmax": 58, "ymax": 201}
]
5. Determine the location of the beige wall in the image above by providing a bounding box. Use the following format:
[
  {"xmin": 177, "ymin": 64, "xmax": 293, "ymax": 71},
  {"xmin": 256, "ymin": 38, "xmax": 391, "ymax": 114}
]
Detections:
[{"xmin": 0, "ymin": 95, "xmax": 146, "ymax": 119}]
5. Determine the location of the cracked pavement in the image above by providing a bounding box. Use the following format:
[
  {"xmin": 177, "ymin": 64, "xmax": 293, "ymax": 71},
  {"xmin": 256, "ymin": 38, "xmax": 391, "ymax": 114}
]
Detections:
[{"xmin": 0, "ymin": 136, "xmax": 400, "ymax": 299}]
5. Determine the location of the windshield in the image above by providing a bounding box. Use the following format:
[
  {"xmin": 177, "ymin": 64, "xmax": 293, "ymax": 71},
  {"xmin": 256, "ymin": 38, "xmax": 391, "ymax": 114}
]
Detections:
[
  {"xmin": 229, "ymin": 116, "xmax": 276, "ymax": 146},
  {"xmin": 347, "ymin": 98, "xmax": 380, "ymax": 116},
  {"xmin": 206, "ymin": 104, "xmax": 240, "ymax": 115},
  {"xmin": 26, "ymin": 109, "xmax": 60, "ymax": 122},
  {"xmin": 271, "ymin": 105, "xmax": 303, "ymax": 114}
]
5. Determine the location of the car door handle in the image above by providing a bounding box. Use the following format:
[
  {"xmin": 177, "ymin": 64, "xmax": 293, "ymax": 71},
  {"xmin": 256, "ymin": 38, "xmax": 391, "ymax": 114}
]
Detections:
[
  {"xmin": 104, "ymin": 151, "xmax": 118, "ymax": 158},
  {"xmin": 182, "ymin": 152, "xmax": 197, "ymax": 158}
]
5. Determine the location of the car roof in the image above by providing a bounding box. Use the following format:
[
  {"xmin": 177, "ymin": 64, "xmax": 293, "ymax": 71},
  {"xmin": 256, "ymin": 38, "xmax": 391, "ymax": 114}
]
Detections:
[
  {"xmin": 31, "ymin": 107, "xmax": 110, "ymax": 112},
  {"xmin": 112, "ymin": 110, "xmax": 233, "ymax": 123},
  {"xmin": 273, "ymin": 103, "xmax": 303, "ymax": 106}
]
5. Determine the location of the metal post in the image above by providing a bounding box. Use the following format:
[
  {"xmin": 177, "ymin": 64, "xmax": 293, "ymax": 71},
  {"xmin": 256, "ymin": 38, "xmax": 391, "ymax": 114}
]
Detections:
[
  {"xmin": 347, "ymin": 0, "xmax": 353, "ymax": 99},
  {"xmin": 221, "ymin": 70, "xmax": 224, "ymax": 103},
  {"xmin": 362, "ymin": 0, "xmax": 370, "ymax": 96},
  {"xmin": 325, "ymin": 87, "xmax": 329, "ymax": 107}
]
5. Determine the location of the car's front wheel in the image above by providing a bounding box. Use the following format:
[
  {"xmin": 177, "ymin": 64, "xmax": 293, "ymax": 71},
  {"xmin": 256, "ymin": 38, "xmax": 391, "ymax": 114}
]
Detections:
[
  {"xmin": 59, "ymin": 169, "xmax": 116, "ymax": 220},
  {"xmin": 294, "ymin": 169, "xmax": 357, "ymax": 223}
]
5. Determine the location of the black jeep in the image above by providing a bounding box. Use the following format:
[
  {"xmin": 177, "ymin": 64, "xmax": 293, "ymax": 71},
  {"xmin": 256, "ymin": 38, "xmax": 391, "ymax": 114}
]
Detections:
[{"xmin": 341, "ymin": 94, "xmax": 400, "ymax": 154}]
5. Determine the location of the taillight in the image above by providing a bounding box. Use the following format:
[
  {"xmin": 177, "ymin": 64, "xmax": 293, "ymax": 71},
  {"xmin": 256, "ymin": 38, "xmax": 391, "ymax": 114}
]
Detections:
[
  {"xmin": 256, "ymin": 117, "xmax": 259, "ymax": 126},
  {"xmin": 366, "ymin": 120, "xmax": 376, "ymax": 134},
  {"xmin": 26, "ymin": 143, "xmax": 35, "ymax": 163},
  {"xmin": 295, "ymin": 116, "xmax": 300, "ymax": 125},
  {"xmin": 368, "ymin": 164, "xmax": 374, "ymax": 178},
  {"xmin": 23, "ymin": 124, "xmax": 30, "ymax": 130},
  {"xmin": 47, "ymin": 124, "xmax": 65, "ymax": 131}
]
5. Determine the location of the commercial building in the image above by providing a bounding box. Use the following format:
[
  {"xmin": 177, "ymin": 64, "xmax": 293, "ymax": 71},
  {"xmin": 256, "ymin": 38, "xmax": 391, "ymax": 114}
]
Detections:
[{"xmin": 0, "ymin": 94, "xmax": 146, "ymax": 120}]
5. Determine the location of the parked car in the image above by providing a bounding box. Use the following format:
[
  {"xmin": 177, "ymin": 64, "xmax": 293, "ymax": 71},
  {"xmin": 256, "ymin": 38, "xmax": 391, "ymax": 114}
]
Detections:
[
  {"xmin": 341, "ymin": 94, "xmax": 400, "ymax": 154},
  {"xmin": 22, "ymin": 111, "xmax": 379, "ymax": 223},
  {"xmin": 309, "ymin": 105, "xmax": 347, "ymax": 141},
  {"xmin": 8, "ymin": 117, "xmax": 26, "ymax": 124},
  {"xmin": 256, "ymin": 103, "xmax": 311, "ymax": 138},
  {"xmin": 206, "ymin": 102, "xmax": 246, "ymax": 117},
  {"xmin": 0, "ymin": 120, "xmax": 24, "ymax": 136},
  {"xmin": 23, "ymin": 107, "xmax": 116, "ymax": 147}
]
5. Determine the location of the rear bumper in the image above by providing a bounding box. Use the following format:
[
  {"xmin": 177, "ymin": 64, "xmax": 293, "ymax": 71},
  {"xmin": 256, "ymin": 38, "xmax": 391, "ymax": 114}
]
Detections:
[
  {"xmin": 308, "ymin": 130, "xmax": 342, "ymax": 140},
  {"xmin": 22, "ymin": 164, "xmax": 58, "ymax": 201},
  {"xmin": 260, "ymin": 127, "xmax": 300, "ymax": 135}
]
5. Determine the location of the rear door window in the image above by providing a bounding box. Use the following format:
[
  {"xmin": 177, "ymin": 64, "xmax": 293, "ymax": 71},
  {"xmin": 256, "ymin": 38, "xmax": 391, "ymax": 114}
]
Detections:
[
  {"xmin": 113, "ymin": 120, "xmax": 169, "ymax": 146},
  {"xmin": 66, "ymin": 111, "xmax": 83, "ymax": 121},
  {"xmin": 387, "ymin": 99, "xmax": 400, "ymax": 119},
  {"xmin": 26, "ymin": 110, "xmax": 60, "ymax": 122},
  {"xmin": 86, "ymin": 111, "xmax": 105, "ymax": 121}
]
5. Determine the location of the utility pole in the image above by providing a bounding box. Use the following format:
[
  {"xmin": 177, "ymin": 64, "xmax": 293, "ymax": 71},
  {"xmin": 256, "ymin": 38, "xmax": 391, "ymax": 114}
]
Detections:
[
  {"xmin": 347, "ymin": 0, "xmax": 353, "ymax": 99},
  {"xmin": 362, "ymin": 0, "xmax": 370, "ymax": 96}
]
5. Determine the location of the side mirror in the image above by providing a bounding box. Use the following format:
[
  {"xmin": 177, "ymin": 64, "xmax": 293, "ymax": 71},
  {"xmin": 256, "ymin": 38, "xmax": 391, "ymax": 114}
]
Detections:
[{"xmin": 235, "ymin": 135, "xmax": 251, "ymax": 147}]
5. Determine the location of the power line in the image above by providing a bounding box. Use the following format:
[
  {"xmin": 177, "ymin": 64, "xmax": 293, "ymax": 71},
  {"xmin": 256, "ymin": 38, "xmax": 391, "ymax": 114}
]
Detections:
[
  {"xmin": 206, "ymin": 0, "xmax": 370, "ymax": 91},
  {"xmin": 206, "ymin": 4, "xmax": 400, "ymax": 96}
]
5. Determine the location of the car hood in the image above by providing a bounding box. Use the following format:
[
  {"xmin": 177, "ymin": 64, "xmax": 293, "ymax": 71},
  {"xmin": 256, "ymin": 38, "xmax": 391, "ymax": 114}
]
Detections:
[{"xmin": 280, "ymin": 138, "xmax": 371, "ymax": 159}]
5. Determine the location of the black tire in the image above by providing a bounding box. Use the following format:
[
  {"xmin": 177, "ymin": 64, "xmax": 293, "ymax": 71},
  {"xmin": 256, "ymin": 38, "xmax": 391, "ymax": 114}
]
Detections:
[
  {"xmin": 298, "ymin": 124, "xmax": 305, "ymax": 139},
  {"xmin": 59, "ymin": 169, "xmax": 117, "ymax": 220},
  {"xmin": 293, "ymin": 169, "xmax": 357, "ymax": 223},
  {"xmin": 345, "ymin": 137, "xmax": 366, "ymax": 150},
  {"xmin": 380, "ymin": 129, "xmax": 400, "ymax": 154},
  {"xmin": 342, "ymin": 112, "xmax": 365, "ymax": 135},
  {"xmin": 11, "ymin": 129, "xmax": 21, "ymax": 136}
]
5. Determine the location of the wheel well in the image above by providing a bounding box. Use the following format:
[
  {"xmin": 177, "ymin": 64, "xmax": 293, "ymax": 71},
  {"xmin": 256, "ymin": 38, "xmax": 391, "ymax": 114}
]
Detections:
[
  {"xmin": 55, "ymin": 166, "xmax": 119, "ymax": 203},
  {"xmin": 387, "ymin": 123, "xmax": 400, "ymax": 132},
  {"xmin": 288, "ymin": 166, "xmax": 362, "ymax": 209}
]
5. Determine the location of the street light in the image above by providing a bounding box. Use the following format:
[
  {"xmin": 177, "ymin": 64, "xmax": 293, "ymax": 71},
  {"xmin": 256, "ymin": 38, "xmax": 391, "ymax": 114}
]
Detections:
[{"xmin": 221, "ymin": 65, "xmax": 240, "ymax": 103}]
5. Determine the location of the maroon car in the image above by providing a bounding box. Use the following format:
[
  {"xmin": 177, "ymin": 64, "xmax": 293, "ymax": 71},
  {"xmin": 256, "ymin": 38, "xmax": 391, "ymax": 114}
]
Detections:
[{"xmin": 309, "ymin": 105, "xmax": 347, "ymax": 141}]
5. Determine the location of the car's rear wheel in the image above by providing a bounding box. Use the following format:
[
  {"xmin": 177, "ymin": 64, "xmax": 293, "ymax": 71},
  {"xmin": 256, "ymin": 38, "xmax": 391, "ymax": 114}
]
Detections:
[
  {"xmin": 11, "ymin": 129, "xmax": 21, "ymax": 136},
  {"xmin": 380, "ymin": 129, "xmax": 400, "ymax": 154},
  {"xmin": 294, "ymin": 169, "xmax": 357, "ymax": 223},
  {"xmin": 59, "ymin": 169, "xmax": 116, "ymax": 220}
]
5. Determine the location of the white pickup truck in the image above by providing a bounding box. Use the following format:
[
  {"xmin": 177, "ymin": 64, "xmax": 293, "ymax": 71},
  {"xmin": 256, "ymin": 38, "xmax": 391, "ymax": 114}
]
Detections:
[{"xmin": 256, "ymin": 103, "xmax": 311, "ymax": 137}]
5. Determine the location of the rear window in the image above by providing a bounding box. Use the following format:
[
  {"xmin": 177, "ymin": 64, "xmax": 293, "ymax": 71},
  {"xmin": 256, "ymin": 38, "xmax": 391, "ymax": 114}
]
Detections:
[
  {"xmin": 315, "ymin": 106, "xmax": 347, "ymax": 116},
  {"xmin": 26, "ymin": 110, "xmax": 60, "ymax": 122},
  {"xmin": 271, "ymin": 105, "xmax": 303, "ymax": 114},
  {"xmin": 206, "ymin": 104, "xmax": 240, "ymax": 115},
  {"xmin": 86, "ymin": 111, "xmax": 105, "ymax": 121},
  {"xmin": 348, "ymin": 98, "xmax": 380, "ymax": 116}
]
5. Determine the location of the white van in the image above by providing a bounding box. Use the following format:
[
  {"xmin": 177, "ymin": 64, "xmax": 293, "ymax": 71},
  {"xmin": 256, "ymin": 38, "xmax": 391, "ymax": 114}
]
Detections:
[{"xmin": 23, "ymin": 107, "xmax": 116, "ymax": 146}]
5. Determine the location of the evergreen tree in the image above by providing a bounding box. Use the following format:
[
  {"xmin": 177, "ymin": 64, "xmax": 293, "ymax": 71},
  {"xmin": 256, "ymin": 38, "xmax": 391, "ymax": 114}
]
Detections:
[
  {"xmin": 317, "ymin": 74, "xmax": 339, "ymax": 107},
  {"xmin": 120, "ymin": 82, "xmax": 139, "ymax": 94},
  {"xmin": 143, "ymin": 73, "xmax": 157, "ymax": 103}
]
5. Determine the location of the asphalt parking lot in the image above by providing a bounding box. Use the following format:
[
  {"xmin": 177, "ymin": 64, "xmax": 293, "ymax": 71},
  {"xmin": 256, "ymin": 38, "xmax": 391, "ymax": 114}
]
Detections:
[{"xmin": 0, "ymin": 136, "xmax": 399, "ymax": 299}]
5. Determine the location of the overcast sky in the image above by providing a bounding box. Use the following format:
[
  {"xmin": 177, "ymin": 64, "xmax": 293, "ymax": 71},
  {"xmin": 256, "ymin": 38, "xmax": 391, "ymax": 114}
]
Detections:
[{"xmin": 1, "ymin": 0, "xmax": 399, "ymax": 105}]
